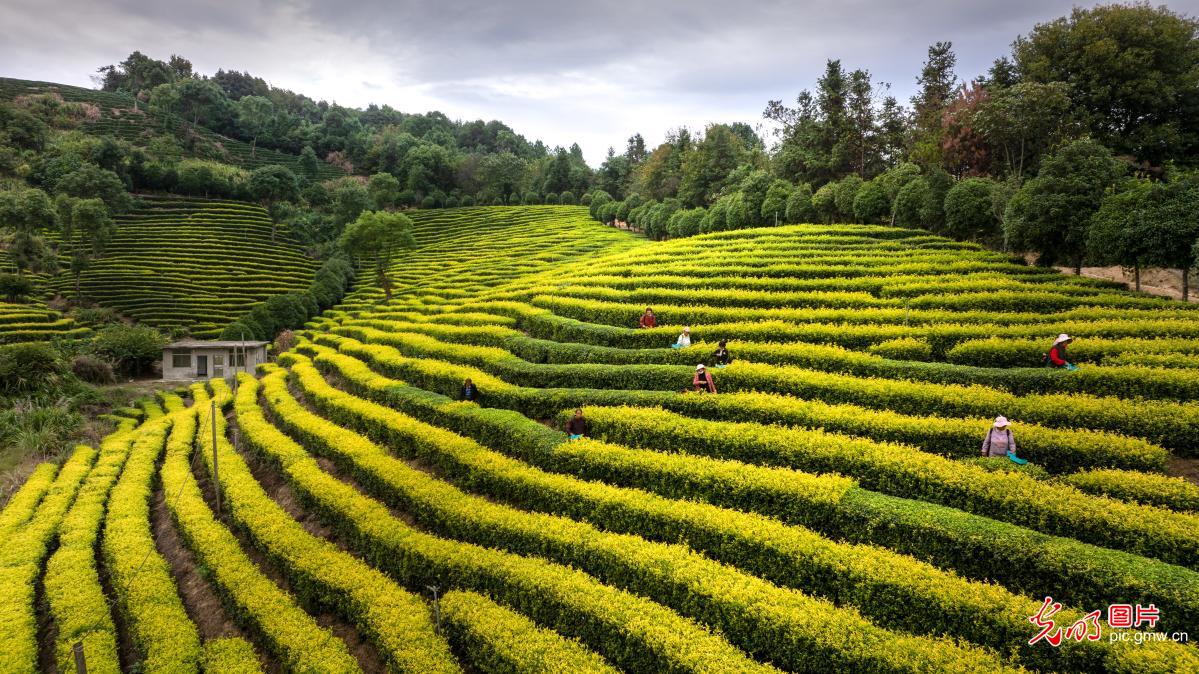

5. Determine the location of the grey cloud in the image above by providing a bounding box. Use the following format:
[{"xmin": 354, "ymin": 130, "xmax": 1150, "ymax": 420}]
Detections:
[{"xmin": 5, "ymin": 0, "xmax": 1197, "ymax": 164}]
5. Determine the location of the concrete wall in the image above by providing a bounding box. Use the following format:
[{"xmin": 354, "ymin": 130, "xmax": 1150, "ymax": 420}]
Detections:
[{"xmin": 162, "ymin": 346, "xmax": 267, "ymax": 381}]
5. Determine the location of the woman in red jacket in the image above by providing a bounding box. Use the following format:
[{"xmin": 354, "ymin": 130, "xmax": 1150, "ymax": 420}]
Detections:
[
  {"xmin": 1047, "ymin": 334, "xmax": 1076, "ymax": 370},
  {"xmin": 639, "ymin": 307, "xmax": 657, "ymax": 329},
  {"xmin": 693, "ymin": 364, "xmax": 716, "ymax": 393}
]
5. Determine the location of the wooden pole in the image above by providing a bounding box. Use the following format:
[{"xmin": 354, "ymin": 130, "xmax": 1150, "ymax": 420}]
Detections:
[
  {"xmin": 73, "ymin": 642, "xmax": 87, "ymax": 674},
  {"xmin": 211, "ymin": 399, "xmax": 220, "ymax": 518}
]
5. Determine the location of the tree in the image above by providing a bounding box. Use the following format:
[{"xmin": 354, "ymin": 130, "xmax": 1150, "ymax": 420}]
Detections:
[
  {"xmin": 248, "ymin": 165, "xmax": 299, "ymax": 240},
  {"xmin": 1005, "ymin": 138, "xmax": 1124, "ymax": 272},
  {"xmin": 0, "ymin": 188, "xmax": 58, "ymax": 274},
  {"xmin": 761, "ymin": 180, "xmax": 794, "ymax": 225},
  {"xmin": 852, "ymin": 181, "xmax": 890, "ymax": 223},
  {"xmin": 876, "ymin": 96, "xmax": 909, "ymax": 168},
  {"xmin": 1012, "ymin": 3, "xmax": 1199, "ymax": 166},
  {"xmin": 235, "ymin": 95, "xmax": 274, "ymax": 158},
  {"xmin": 940, "ymin": 81, "xmax": 990, "ymax": 177},
  {"xmin": 330, "ymin": 178, "xmax": 372, "ymax": 226},
  {"xmin": 1137, "ymin": 180, "xmax": 1199, "ymax": 300},
  {"xmin": 784, "ymin": 184, "xmax": 816, "ymax": 223},
  {"xmin": 625, "ymin": 134, "xmax": 648, "ymax": 164},
  {"xmin": 943, "ymin": 178, "xmax": 999, "ymax": 242},
  {"xmin": 98, "ymin": 51, "xmax": 187, "ymax": 94},
  {"xmin": 559, "ymin": 191, "xmax": 577, "ymax": 205},
  {"xmin": 894, "ymin": 177, "xmax": 929, "ymax": 228},
  {"xmin": 846, "ymin": 69, "xmax": 880, "ymax": 177},
  {"xmin": 478, "ymin": 152, "xmax": 525, "ymax": 202},
  {"xmin": 298, "ymin": 146, "xmax": 320, "ymax": 179},
  {"xmin": 678, "ymin": 124, "xmax": 750, "ymax": 206},
  {"xmin": 338, "ymin": 210, "xmax": 416, "ymax": 300},
  {"xmin": 974, "ymin": 81, "xmax": 1072, "ymax": 180},
  {"xmin": 1088, "ymin": 179, "xmax": 1154, "ymax": 290},
  {"xmin": 54, "ymin": 164, "xmax": 131, "ymax": 213},
  {"xmin": 367, "ymin": 172, "xmax": 402, "ymax": 210},
  {"xmin": 910, "ymin": 41, "xmax": 957, "ymax": 169},
  {"xmin": 63, "ymin": 198, "xmax": 113, "ymax": 298}
]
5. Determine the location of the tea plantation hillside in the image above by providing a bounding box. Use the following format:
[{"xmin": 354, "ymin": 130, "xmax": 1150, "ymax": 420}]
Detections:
[
  {"xmin": 6, "ymin": 206, "xmax": 1199, "ymax": 673},
  {"xmin": 0, "ymin": 251, "xmax": 90, "ymax": 345},
  {"xmin": 44, "ymin": 195, "xmax": 319, "ymax": 338},
  {"xmin": 0, "ymin": 77, "xmax": 345, "ymax": 179}
]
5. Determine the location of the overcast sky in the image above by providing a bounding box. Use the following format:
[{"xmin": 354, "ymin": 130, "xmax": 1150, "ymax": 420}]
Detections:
[{"xmin": 2, "ymin": 0, "xmax": 1197, "ymax": 165}]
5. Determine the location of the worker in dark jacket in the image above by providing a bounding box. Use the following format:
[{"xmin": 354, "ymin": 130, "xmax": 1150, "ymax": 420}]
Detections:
[
  {"xmin": 712, "ymin": 340, "xmax": 732, "ymax": 367},
  {"xmin": 1047, "ymin": 334, "xmax": 1077, "ymax": 370},
  {"xmin": 566, "ymin": 408, "xmax": 588, "ymax": 440},
  {"xmin": 460, "ymin": 378, "xmax": 480, "ymax": 402}
]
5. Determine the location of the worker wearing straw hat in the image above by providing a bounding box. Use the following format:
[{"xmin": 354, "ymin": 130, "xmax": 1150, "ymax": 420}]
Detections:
[
  {"xmin": 693, "ymin": 363, "xmax": 716, "ymax": 393},
  {"xmin": 1046, "ymin": 334, "xmax": 1077, "ymax": 371},
  {"xmin": 982, "ymin": 416, "xmax": 1027, "ymax": 464}
]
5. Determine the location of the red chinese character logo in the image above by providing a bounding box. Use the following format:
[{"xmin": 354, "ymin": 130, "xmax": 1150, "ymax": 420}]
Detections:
[
  {"xmin": 1108, "ymin": 604, "xmax": 1134, "ymax": 629},
  {"xmin": 1064, "ymin": 610, "xmax": 1102, "ymax": 642},
  {"xmin": 1029, "ymin": 597, "xmax": 1064, "ymax": 646},
  {"xmin": 1136, "ymin": 604, "xmax": 1160, "ymax": 629}
]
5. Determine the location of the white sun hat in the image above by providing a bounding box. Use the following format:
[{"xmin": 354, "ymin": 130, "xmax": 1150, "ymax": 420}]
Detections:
[
  {"xmin": 696, "ymin": 364, "xmax": 706, "ymax": 370},
  {"xmin": 683, "ymin": 326, "xmax": 691, "ymax": 332},
  {"xmin": 993, "ymin": 416, "xmax": 1010, "ymax": 428},
  {"xmin": 1053, "ymin": 333, "xmax": 1072, "ymax": 345}
]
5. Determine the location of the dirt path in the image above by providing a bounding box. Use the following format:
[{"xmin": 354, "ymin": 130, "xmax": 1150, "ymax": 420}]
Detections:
[{"xmin": 1052, "ymin": 264, "xmax": 1198, "ymax": 302}]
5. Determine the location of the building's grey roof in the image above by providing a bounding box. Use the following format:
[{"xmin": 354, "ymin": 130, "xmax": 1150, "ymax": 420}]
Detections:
[{"xmin": 165, "ymin": 339, "xmax": 270, "ymax": 349}]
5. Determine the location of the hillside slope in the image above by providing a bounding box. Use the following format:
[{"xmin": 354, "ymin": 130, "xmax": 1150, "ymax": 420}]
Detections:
[
  {"xmin": 5, "ymin": 208, "xmax": 1199, "ymax": 673},
  {"xmin": 45, "ymin": 195, "xmax": 318, "ymax": 338},
  {"xmin": 0, "ymin": 77, "xmax": 344, "ymax": 179}
]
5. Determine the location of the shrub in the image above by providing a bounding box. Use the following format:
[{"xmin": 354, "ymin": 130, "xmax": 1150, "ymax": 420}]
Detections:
[
  {"xmin": 460, "ymin": 194, "xmax": 476, "ymax": 207},
  {"xmin": 944, "ymin": 178, "xmax": 999, "ymax": 242},
  {"xmin": 90, "ymin": 324, "xmax": 166, "ymax": 377},
  {"xmin": 544, "ymin": 192, "xmax": 559, "ymax": 205},
  {"xmin": 421, "ymin": 195, "xmax": 437, "ymax": 209},
  {"xmin": 559, "ymin": 190, "xmax": 577, "ymax": 205},
  {"xmin": 0, "ymin": 274, "xmax": 35, "ymax": 302},
  {"xmin": 867, "ymin": 337, "xmax": 933, "ymax": 361},
  {"xmin": 894, "ymin": 178, "xmax": 928, "ymax": 227},
  {"xmin": 852, "ymin": 181, "xmax": 889, "ymax": 223},
  {"xmin": 71, "ymin": 354, "xmax": 114, "ymax": 385},
  {"xmin": 833, "ymin": 176, "xmax": 863, "ymax": 220},
  {"xmin": 784, "ymin": 184, "xmax": 815, "ymax": 223},
  {"xmin": 0, "ymin": 342, "xmax": 66, "ymax": 394}
]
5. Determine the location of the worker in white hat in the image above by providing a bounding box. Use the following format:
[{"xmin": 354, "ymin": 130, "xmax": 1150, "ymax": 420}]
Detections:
[
  {"xmin": 1046, "ymin": 334, "xmax": 1077, "ymax": 370},
  {"xmin": 981, "ymin": 415, "xmax": 1026, "ymax": 464},
  {"xmin": 693, "ymin": 363, "xmax": 716, "ymax": 393}
]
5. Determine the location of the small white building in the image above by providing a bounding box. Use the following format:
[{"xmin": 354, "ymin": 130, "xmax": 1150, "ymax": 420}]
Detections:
[{"xmin": 162, "ymin": 339, "xmax": 269, "ymax": 381}]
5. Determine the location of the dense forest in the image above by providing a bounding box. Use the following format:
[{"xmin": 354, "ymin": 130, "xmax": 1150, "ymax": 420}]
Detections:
[{"xmin": 586, "ymin": 2, "xmax": 1199, "ymax": 295}]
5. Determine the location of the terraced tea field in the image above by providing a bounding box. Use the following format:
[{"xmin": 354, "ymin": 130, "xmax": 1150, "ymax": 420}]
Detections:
[
  {"xmin": 0, "ymin": 78, "xmax": 345, "ymax": 179},
  {"xmin": 6, "ymin": 205, "xmax": 1199, "ymax": 672},
  {"xmin": 44, "ymin": 195, "xmax": 318, "ymax": 338}
]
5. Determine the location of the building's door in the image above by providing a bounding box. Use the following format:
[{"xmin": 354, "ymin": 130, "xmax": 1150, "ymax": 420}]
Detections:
[{"xmin": 196, "ymin": 355, "xmax": 208, "ymax": 377}]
